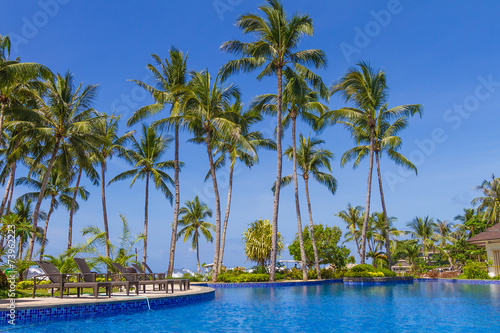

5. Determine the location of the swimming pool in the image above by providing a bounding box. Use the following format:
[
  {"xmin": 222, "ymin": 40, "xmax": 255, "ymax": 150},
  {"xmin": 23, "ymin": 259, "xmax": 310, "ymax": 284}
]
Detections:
[{"xmin": 10, "ymin": 282, "xmax": 500, "ymax": 332}]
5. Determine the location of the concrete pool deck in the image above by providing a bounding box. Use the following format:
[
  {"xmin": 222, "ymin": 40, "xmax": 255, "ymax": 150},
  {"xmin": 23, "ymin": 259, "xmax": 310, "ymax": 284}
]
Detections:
[
  {"xmin": 0, "ymin": 285, "xmax": 213, "ymax": 310},
  {"xmin": 0, "ymin": 285, "xmax": 215, "ymax": 327}
]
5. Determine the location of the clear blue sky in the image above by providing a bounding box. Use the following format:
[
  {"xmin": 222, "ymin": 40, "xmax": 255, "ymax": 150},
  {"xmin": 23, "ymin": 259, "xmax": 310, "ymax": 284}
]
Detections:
[{"xmin": 2, "ymin": 0, "xmax": 500, "ymax": 272}]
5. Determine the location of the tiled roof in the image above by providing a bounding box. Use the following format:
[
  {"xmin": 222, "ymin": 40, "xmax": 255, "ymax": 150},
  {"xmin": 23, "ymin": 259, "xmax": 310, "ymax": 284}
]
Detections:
[{"xmin": 467, "ymin": 222, "xmax": 500, "ymax": 244}]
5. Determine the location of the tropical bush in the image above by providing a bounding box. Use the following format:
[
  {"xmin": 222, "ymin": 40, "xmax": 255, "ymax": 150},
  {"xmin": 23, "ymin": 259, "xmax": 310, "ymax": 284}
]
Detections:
[
  {"xmin": 378, "ymin": 268, "xmax": 397, "ymax": 277},
  {"xmin": 216, "ymin": 273, "xmax": 269, "ymax": 283},
  {"xmin": 251, "ymin": 265, "xmax": 267, "ymax": 274},
  {"xmin": 0, "ymin": 271, "xmax": 8, "ymax": 290},
  {"xmin": 17, "ymin": 280, "xmax": 51, "ymax": 289},
  {"xmin": 350, "ymin": 264, "xmax": 377, "ymax": 273},
  {"xmin": 462, "ymin": 261, "xmax": 489, "ymax": 279},
  {"xmin": 344, "ymin": 271, "xmax": 385, "ymax": 278}
]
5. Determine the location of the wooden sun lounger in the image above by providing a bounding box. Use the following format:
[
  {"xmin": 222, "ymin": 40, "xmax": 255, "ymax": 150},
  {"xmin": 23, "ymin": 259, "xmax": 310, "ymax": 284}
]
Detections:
[
  {"xmin": 33, "ymin": 261, "xmax": 112, "ymax": 299},
  {"xmin": 134, "ymin": 263, "xmax": 190, "ymax": 291},
  {"xmin": 73, "ymin": 258, "xmax": 139, "ymax": 296},
  {"xmin": 111, "ymin": 263, "xmax": 174, "ymax": 293}
]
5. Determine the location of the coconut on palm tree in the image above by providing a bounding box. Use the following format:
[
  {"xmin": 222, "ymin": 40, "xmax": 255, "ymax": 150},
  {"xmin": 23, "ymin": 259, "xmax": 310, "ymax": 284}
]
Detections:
[
  {"xmin": 220, "ymin": 0, "xmax": 327, "ymax": 281},
  {"xmin": 127, "ymin": 49, "xmax": 188, "ymax": 277},
  {"xmin": 181, "ymin": 70, "xmax": 240, "ymax": 281},
  {"xmin": 325, "ymin": 62, "xmax": 421, "ymax": 264},
  {"xmin": 108, "ymin": 124, "xmax": 174, "ymax": 266},
  {"xmin": 177, "ymin": 196, "xmax": 215, "ymax": 273}
]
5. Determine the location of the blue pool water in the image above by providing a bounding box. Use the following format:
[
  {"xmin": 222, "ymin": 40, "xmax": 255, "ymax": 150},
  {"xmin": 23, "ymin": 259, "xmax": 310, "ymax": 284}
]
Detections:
[{"xmin": 11, "ymin": 282, "xmax": 500, "ymax": 332}]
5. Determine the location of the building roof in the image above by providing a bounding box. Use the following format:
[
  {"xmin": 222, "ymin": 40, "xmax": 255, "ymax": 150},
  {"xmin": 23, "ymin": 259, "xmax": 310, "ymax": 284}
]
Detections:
[{"xmin": 467, "ymin": 222, "xmax": 500, "ymax": 245}]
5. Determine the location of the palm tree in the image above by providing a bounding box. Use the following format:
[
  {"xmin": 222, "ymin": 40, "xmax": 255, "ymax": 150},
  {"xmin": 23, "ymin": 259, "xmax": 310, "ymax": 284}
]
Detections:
[
  {"xmin": 0, "ymin": 34, "xmax": 52, "ymax": 144},
  {"xmin": 255, "ymin": 77, "xmax": 327, "ymax": 281},
  {"xmin": 108, "ymin": 124, "xmax": 174, "ymax": 266},
  {"xmin": 207, "ymin": 100, "xmax": 275, "ymax": 273},
  {"xmin": 336, "ymin": 204, "xmax": 365, "ymax": 257},
  {"xmin": 243, "ymin": 219, "xmax": 284, "ymax": 268},
  {"xmin": 181, "ymin": 70, "xmax": 240, "ymax": 281},
  {"xmin": 14, "ymin": 72, "xmax": 102, "ymax": 260},
  {"xmin": 177, "ymin": 196, "xmax": 215, "ymax": 273},
  {"xmin": 280, "ymin": 134, "xmax": 336, "ymax": 279},
  {"xmin": 340, "ymin": 113, "xmax": 419, "ymax": 267},
  {"xmin": 7, "ymin": 199, "xmax": 45, "ymax": 260},
  {"xmin": 406, "ymin": 216, "xmax": 437, "ymax": 265},
  {"xmin": 94, "ymin": 112, "xmax": 134, "ymax": 258},
  {"xmin": 127, "ymin": 49, "xmax": 188, "ymax": 277},
  {"xmin": 220, "ymin": 0, "xmax": 327, "ymax": 281},
  {"xmin": 396, "ymin": 240, "xmax": 420, "ymax": 272},
  {"xmin": 326, "ymin": 62, "xmax": 422, "ymax": 264},
  {"xmin": 473, "ymin": 175, "xmax": 500, "ymax": 226},
  {"xmin": 16, "ymin": 167, "xmax": 88, "ymax": 259},
  {"xmin": 74, "ymin": 214, "xmax": 145, "ymax": 271}
]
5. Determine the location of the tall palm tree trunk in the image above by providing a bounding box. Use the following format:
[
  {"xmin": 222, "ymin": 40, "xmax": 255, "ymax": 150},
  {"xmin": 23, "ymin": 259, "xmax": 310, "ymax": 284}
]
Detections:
[
  {"xmin": 375, "ymin": 151, "xmax": 391, "ymax": 267},
  {"xmin": 143, "ymin": 172, "xmax": 149, "ymax": 266},
  {"xmin": 6, "ymin": 175, "xmax": 14, "ymax": 214},
  {"xmin": 18, "ymin": 235, "xmax": 24, "ymax": 260},
  {"xmin": 291, "ymin": 115, "xmax": 307, "ymax": 280},
  {"xmin": 39, "ymin": 195, "xmax": 56, "ymax": 260},
  {"xmin": 27, "ymin": 138, "xmax": 61, "ymax": 260},
  {"xmin": 167, "ymin": 123, "xmax": 180, "ymax": 277},
  {"xmin": 304, "ymin": 176, "xmax": 321, "ymax": 279},
  {"xmin": 270, "ymin": 65, "xmax": 284, "ymax": 282},
  {"xmin": 360, "ymin": 126, "xmax": 375, "ymax": 264},
  {"xmin": 218, "ymin": 160, "xmax": 234, "ymax": 274},
  {"xmin": 0, "ymin": 162, "xmax": 15, "ymax": 218},
  {"xmin": 206, "ymin": 131, "xmax": 222, "ymax": 282},
  {"xmin": 67, "ymin": 167, "xmax": 83, "ymax": 250},
  {"xmin": 0, "ymin": 102, "xmax": 5, "ymax": 146},
  {"xmin": 196, "ymin": 233, "xmax": 201, "ymax": 273},
  {"xmin": 101, "ymin": 163, "xmax": 110, "ymax": 258}
]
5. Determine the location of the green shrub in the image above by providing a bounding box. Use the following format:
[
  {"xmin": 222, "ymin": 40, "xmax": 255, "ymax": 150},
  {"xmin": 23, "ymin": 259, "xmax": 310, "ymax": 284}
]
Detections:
[
  {"xmin": 320, "ymin": 268, "xmax": 336, "ymax": 279},
  {"xmin": 307, "ymin": 269, "xmax": 318, "ymax": 280},
  {"xmin": 462, "ymin": 261, "xmax": 489, "ymax": 279},
  {"xmin": 378, "ymin": 268, "xmax": 396, "ymax": 277},
  {"xmin": 283, "ymin": 267, "xmax": 303, "ymax": 280},
  {"xmin": 96, "ymin": 277, "xmax": 106, "ymax": 283},
  {"xmin": 351, "ymin": 264, "xmax": 376, "ymax": 273},
  {"xmin": 251, "ymin": 266, "xmax": 267, "ymax": 274},
  {"xmin": 0, "ymin": 271, "xmax": 8, "ymax": 290},
  {"xmin": 344, "ymin": 271, "xmax": 384, "ymax": 278},
  {"xmin": 17, "ymin": 280, "xmax": 51, "ymax": 289},
  {"xmin": 216, "ymin": 273, "xmax": 269, "ymax": 283}
]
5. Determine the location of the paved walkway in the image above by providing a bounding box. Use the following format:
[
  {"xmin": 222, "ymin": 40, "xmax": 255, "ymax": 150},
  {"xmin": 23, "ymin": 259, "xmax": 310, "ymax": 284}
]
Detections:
[{"xmin": 0, "ymin": 285, "xmax": 213, "ymax": 310}]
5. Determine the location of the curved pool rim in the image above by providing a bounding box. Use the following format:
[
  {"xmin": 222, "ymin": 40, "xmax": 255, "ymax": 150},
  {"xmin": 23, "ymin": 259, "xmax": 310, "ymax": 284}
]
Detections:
[{"xmin": 0, "ymin": 286, "xmax": 214, "ymax": 328}]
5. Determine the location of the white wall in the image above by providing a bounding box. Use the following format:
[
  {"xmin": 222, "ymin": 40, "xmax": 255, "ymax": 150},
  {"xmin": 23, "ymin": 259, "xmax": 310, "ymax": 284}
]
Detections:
[{"xmin": 485, "ymin": 242, "xmax": 500, "ymax": 276}]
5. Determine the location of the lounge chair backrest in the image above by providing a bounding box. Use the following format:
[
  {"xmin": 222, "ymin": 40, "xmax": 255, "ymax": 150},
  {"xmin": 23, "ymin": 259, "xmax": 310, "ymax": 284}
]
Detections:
[
  {"xmin": 131, "ymin": 263, "xmax": 152, "ymax": 280},
  {"xmin": 73, "ymin": 258, "xmax": 96, "ymax": 282},
  {"xmin": 111, "ymin": 263, "xmax": 137, "ymax": 282},
  {"xmin": 143, "ymin": 263, "xmax": 154, "ymax": 275},
  {"xmin": 35, "ymin": 261, "xmax": 63, "ymax": 283}
]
